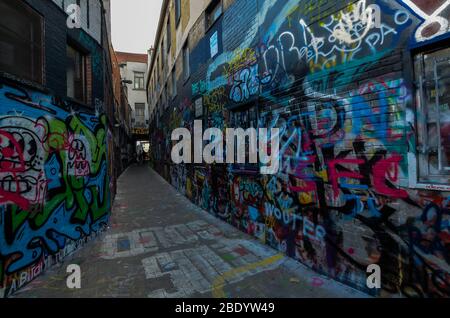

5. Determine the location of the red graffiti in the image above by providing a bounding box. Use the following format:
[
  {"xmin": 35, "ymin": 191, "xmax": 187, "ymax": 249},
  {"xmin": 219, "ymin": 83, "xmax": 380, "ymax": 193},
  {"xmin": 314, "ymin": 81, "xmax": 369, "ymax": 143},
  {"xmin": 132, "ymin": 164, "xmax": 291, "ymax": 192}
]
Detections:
[
  {"xmin": 290, "ymin": 156, "xmax": 317, "ymax": 193},
  {"xmin": 44, "ymin": 131, "xmax": 82, "ymax": 155},
  {"xmin": 311, "ymin": 277, "xmax": 325, "ymax": 287},
  {"xmin": 328, "ymin": 159, "xmax": 365, "ymax": 198},
  {"xmin": 0, "ymin": 130, "xmax": 26, "ymax": 173},
  {"xmin": 373, "ymin": 154, "xmax": 408, "ymax": 199},
  {"xmin": 0, "ymin": 130, "xmax": 30, "ymax": 210}
]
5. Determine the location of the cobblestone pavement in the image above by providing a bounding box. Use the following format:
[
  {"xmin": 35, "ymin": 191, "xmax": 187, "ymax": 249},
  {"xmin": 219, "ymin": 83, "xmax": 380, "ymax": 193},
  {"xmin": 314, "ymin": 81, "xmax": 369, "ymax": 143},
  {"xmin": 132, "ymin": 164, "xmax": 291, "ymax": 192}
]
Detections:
[{"xmin": 13, "ymin": 165, "xmax": 370, "ymax": 298}]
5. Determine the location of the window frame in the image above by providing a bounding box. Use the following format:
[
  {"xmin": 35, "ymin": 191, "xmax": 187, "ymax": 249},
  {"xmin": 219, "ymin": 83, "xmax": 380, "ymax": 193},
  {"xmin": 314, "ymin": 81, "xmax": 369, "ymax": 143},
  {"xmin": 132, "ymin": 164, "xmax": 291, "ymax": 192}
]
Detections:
[
  {"xmin": 409, "ymin": 43, "xmax": 450, "ymax": 191},
  {"xmin": 182, "ymin": 41, "xmax": 190, "ymax": 82},
  {"xmin": 162, "ymin": 36, "xmax": 167, "ymax": 67},
  {"xmin": 156, "ymin": 56, "xmax": 159, "ymax": 85},
  {"xmin": 167, "ymin": 14, "xmax": 171, "ymax": 52},
  {"xmin": 228, "ymin": 102, "xmax": 259, "ymax": 173},
  {"xmin": 194, "ymin": 97, "xmax": 203, "ymax": 118},
  {"xmin": 159, "ymin": 51, "xmax": 162, "ymax": 73},
  {"xmin": 134, "ymin": 103, "xmax": 146, "ymax": 127},
  {"xmin": 134, "ymin": 71, "xmax": 145, "ymax": 90},
  {"xmin": 87, "ymin": 0, "xmax": 90, "ymax": 29},
  {"xmin": 175, "ymin": 0, "xmax": 181, "ymax": 27},
  {"xmin": 0, "ymin": 0, "xmax": 45, "ymax": 85},
  {"xmin": 66, "ymin": 43, "xmax": 88, "ymax": 104},
  {"xmin": 165, "ymin": 83, "xmax": 169, "ymax": 109},
  {"xmin": 172, "ymin": 66, "xmax": 177, "ymax": 99},
  {"xmin": 205, "ymin": 0, "xmax": 223, "ymax": 31}
]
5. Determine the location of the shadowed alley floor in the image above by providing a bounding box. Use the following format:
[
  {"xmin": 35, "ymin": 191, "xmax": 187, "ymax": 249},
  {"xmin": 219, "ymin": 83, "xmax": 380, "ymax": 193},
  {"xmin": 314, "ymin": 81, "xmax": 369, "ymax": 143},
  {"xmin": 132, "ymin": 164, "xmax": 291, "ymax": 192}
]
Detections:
[{"xmin": 13, "ymin": 165, "xmax": 370, "ymax": 298}]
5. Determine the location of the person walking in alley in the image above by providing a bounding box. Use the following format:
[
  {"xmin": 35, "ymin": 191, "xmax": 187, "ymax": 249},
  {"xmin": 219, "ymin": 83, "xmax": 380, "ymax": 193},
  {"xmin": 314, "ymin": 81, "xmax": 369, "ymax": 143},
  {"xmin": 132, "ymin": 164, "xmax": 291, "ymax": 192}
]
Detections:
[{"xmin": 136, "ymin": 142, "xmax": 144, "ymax": 165}]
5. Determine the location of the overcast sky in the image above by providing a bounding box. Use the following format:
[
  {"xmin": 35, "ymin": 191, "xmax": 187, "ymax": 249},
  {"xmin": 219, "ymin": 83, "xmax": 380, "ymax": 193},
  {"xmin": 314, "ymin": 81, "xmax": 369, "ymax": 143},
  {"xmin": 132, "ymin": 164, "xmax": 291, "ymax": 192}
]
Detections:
[{"xmin": 111, "ymin": 0, "xmax": 163, "ymax": 54}]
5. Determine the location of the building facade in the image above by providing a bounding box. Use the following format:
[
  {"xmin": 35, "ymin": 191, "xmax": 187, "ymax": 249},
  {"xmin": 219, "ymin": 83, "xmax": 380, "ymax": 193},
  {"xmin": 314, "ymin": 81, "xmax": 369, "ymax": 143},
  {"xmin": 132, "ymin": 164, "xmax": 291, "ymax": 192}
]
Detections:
[
  {"xmin": 147, "ymin": 0, "xmax": 450, "ymax": 297},
  {"xmin": 111, "ymin": 49, "xmax": 134, "ymax": 174},
  {"xmin": 116, "ymin": 52, "xmax": 150, "ymax": 138},
  {"xmin": 0, "ymin": 0, "xmax": 116, "ymax": 297}
]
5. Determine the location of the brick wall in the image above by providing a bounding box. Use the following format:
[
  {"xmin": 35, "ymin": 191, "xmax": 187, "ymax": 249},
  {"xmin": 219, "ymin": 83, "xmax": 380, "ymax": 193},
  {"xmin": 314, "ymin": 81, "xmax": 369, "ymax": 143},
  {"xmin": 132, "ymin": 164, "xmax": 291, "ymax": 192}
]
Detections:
[
  {"xmin": 52, "ymin": 0, "xmax": 103, "ymax": 44},
  {"xmin": 25, "ymin": 0, "xmax": 105, "ymax": 106}
]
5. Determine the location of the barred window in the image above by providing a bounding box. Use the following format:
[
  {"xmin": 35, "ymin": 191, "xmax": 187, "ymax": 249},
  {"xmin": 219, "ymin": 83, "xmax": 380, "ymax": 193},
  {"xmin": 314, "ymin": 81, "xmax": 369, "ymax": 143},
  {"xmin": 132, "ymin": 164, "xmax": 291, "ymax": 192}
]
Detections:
[{"xmin": 414, "ymin": 46, "xmax": 450, "ymax": 184}]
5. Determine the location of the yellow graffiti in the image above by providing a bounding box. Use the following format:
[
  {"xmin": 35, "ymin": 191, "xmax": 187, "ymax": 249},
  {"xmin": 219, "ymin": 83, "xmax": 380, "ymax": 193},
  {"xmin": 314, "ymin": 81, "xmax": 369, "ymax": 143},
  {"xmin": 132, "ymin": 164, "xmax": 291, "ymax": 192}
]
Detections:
[
  {"xmin": 223, "ymin": 47, "xmax": 258, "ymax": 78},
  {"xmin": 299, "ymin": 192, "xmax": 314, "ymax": 205},
  {"xmin": 265, "ymin": 215, "xmax": 277, "ymax": 228},
  {"xmin": 204, "ymin": 87, "xmax": 227, "ymax": 113},
  {"xmin": 132, "ymin": 128, "xmax": 149, "ymax": 135},
  {"xmin": 186, "ymin": 178, "xmax": 193, "ymax": 199},
  {"xmin": 211, "ymin": 253, "xmax": 284, "ymax": 298}
]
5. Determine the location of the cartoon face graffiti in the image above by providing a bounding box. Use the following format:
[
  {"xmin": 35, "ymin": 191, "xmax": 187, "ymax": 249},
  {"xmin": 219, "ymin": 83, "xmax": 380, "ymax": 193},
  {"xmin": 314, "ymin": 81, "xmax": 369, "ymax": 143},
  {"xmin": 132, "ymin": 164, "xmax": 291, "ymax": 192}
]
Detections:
[
  {"xmin": 0, "ymin": 117, "xmax": 48, "ymax": 210},
  {"xmin": 0, "ymin": 83, "xmax": 111, "ymax": 298},
  {"xmin": 66, "ymin": 135, "xmax": 91, "ymax": 177}
]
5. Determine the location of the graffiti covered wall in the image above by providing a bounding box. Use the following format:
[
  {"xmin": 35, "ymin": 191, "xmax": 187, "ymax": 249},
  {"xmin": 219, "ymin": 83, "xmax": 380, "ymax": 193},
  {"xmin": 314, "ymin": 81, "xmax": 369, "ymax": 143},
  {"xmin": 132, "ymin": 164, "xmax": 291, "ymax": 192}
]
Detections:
[
  {"xmin": 150, "ymin": 0, "xmax": 450, "ymax": 297},
  {"xmin": 0, "ymin": 80, "xmax": 111, "ymax": 297}
]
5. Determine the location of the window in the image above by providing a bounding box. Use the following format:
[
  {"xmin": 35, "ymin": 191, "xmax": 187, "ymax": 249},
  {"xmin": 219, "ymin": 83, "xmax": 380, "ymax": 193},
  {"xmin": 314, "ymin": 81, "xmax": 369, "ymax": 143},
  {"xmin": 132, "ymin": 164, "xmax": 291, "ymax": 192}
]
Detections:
[
  {"xmin": 229, "ymin": 104, "xmax": 259, "ymax": 171},
  {"xmin": 162, "ymin": 38, "xmax": 167, "ymax": 67},
  {"xmin": 135, "ymin": 103, "xmax": 145, "ymax": 127},
  {"xmin": 206, "ymin": 0, "xmax": 223, "ymax": 30},
  {"xmin": 172, "ymin": 67, "xmax": 177, "ymax": 98},
  {"xmin": 195, "ymin": 97, "xmax": 203, "ymax": 118},
  {"xmin": 167, "ymin": 15, "xmax": 171, "ymax": 52},
  {"xmin": 0, "ymin": 0, "xmax": 43, "ymax": 84},
  {"xmin": 134, "ymin": 72, "xmax": 145, "ymax": 90},
  {"xmin": 159, "ymin": 51, "xmax": 163, "ymax": 78},
  {"xmin": 87, "ymin": 0, "xmax": 90, "ymax": 28},
  {"xmin": 155, "ymin": 59, "xmax": 159, "ymax": 83},
  {"xmin": 175, "ymin": 0, "xmax": 181, "ymax": 26},
  {"xmin": 183, "ymin": 42, "xmax": 190, "ymax": 80},
  {"xmin": 67, "ymin": 44, "xmax": 87, "ymax": 103},
  {"xmin": 165, "ymin": 84, "xmax": 169, "ymax": 109},
  {"xmin": 414, "ymin": 46, "xmax": 450, "ymax": 184}
]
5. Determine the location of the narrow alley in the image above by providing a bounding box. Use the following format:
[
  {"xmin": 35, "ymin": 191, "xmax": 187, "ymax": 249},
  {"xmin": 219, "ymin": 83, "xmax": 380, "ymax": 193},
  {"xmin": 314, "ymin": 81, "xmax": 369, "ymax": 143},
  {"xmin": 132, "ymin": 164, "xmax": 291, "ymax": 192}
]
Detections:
[
  {"xmin": 1, "ymin": 0, "xmax": 450, "ymax": 303},
  {"xmin": 12, "ymin": 165, "xmax": 368, "ymax": 298}
]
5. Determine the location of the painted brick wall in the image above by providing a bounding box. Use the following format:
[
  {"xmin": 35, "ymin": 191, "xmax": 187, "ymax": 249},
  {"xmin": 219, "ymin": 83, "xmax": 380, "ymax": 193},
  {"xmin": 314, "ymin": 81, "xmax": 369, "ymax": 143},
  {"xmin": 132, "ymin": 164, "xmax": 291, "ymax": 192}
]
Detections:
[
  {"xmin": 150, "ymin": 0, "xmax": 450, "ymax": 298},
  {"xmin": 0, "ymin": 80, "xmax": 111, "ymax": 298},
  {"xmin": 222, "ymin": 0, "xmax": 258, "ymax": 52},
  {"xmin": 0, "ymin": 0, "xmax": 111, "ymax": 297}
]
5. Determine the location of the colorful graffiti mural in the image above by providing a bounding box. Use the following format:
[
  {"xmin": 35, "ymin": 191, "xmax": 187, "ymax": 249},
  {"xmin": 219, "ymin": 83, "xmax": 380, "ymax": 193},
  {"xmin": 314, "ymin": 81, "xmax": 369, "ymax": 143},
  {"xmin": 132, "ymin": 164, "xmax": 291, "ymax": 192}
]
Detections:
[
  {"xmin": 0, "ymin": 80, "xmax": 111, "ymax": 297},
  {"xmin": 150, "ymin": 0, "xmax": 450, "ymax": 297}
]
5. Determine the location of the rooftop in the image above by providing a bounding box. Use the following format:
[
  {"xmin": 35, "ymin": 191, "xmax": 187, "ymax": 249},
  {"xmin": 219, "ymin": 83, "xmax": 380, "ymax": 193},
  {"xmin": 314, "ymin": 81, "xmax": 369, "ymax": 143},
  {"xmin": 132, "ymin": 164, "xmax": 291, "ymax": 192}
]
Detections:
[{"xmin": 115, "ymin": 51, "xmax": 148, "ymax": 64}]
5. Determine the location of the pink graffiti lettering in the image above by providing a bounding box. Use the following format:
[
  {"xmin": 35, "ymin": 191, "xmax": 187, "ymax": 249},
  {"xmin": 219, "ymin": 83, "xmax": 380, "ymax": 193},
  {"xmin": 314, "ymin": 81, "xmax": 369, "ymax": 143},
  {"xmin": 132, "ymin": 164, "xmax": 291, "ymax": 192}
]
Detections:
[
  {"xmin": 0, "ymin": 130, "xmax": 30, "ymax": 210},
  {"xmin": 311, "ymin": 277, "xmax": 324, "ymax": 287},
  {"xmin": 328, "ymin": 159, "xmax": 365, "ymax": 198},
  {"xmin": 373, "ymin": 155, "xmax": 408, "ymax": 199},
  {"xmin": 290, "ymin": 156, "xmax": 317, "ymax": 192}
]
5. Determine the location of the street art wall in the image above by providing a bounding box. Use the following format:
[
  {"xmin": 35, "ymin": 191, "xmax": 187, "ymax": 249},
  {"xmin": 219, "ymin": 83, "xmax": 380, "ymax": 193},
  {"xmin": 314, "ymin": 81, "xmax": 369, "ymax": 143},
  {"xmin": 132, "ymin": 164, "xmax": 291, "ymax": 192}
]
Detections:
[
  {"xmin": 150, "ymin": 0, "xmax": 450, "ymax": 297},
  {"xmin": 0, "ymin": 79, "xmax": 111, "ymax": 297}
]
